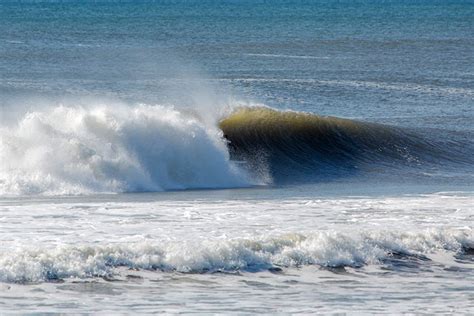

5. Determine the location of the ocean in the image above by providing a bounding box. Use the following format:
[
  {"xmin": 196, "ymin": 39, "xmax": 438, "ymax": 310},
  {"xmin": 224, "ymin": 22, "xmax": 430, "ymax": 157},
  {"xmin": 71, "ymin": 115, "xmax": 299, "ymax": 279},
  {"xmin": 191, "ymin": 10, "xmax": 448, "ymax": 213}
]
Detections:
[{"xmin": 0, "ymin": 0, "xmax": 473, "ymax": 313}]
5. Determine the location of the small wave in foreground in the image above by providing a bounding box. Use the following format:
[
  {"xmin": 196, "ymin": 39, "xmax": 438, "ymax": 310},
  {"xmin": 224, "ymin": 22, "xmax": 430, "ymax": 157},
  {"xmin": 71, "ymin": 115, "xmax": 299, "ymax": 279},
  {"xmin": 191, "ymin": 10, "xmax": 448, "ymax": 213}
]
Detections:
[{"xmin": 1, "ymin": 228, "xmax": 472, "ymax": 283}]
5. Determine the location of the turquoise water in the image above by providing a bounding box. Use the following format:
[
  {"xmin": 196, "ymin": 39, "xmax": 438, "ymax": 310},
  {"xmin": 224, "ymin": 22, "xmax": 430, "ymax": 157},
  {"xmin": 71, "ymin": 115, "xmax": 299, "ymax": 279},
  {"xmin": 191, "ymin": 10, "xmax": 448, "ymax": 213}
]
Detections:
[{"xmin": 0, "ymin": 1, "xmax": 473, "ymax": 313}]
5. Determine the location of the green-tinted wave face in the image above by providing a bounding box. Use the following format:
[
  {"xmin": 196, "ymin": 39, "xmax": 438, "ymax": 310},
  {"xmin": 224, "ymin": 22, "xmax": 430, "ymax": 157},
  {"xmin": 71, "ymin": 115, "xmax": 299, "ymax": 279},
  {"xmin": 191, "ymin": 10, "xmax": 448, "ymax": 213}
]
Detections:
[{"xmin": 219, "ymin": 107, "xmax": 471, "ymax": 183}]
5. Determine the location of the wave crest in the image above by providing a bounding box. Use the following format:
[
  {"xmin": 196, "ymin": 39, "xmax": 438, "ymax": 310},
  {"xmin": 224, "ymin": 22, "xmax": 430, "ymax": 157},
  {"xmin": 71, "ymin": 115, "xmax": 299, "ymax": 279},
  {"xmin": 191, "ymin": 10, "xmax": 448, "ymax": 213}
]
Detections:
[{"xmin": 220, "ymin": 107, "xmax": 470, "ymax": 182}]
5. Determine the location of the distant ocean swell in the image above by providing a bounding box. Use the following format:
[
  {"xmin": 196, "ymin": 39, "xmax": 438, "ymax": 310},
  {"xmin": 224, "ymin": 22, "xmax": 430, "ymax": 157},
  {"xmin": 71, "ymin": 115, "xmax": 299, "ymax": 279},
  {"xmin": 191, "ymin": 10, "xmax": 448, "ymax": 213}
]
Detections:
[
  {"xmin": 1, "ymin": 228, "xmax": 472, "ymax": 283},
  {"xmin": 0, "ymin": 104, "xmax": 472, "ymax": 196}
]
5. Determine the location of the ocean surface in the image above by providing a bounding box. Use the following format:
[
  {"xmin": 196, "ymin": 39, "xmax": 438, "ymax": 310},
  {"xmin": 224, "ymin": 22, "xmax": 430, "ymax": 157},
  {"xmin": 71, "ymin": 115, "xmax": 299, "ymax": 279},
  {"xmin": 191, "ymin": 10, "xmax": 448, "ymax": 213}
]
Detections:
[{"xmin": 0, "ymin": 0, "xmax": 473, "ymax": 313}]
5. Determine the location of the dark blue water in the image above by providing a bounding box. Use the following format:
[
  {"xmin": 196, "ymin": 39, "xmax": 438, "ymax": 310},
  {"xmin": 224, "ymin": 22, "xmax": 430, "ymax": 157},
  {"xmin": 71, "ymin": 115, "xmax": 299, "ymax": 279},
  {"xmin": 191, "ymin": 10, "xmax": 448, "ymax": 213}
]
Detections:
[{"xmin": 1, "ymin": 1, "xmax": 473, "ymax": 125}]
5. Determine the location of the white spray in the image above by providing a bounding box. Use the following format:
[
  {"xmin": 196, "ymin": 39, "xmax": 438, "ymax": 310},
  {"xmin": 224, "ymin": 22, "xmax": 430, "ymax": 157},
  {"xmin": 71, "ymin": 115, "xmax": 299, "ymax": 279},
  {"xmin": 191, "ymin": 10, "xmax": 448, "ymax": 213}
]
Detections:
[{"xmin": 0, "ymin": 102, "xmax": 251, "ymax": 195}]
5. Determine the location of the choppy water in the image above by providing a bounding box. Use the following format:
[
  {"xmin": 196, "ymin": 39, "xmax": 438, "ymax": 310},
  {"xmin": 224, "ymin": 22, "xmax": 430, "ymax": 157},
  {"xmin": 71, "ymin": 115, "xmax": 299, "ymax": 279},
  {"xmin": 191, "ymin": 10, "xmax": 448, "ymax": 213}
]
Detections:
[{"xmin": 0, "ymin": 0, "xmax": 473, "ymax": 313}]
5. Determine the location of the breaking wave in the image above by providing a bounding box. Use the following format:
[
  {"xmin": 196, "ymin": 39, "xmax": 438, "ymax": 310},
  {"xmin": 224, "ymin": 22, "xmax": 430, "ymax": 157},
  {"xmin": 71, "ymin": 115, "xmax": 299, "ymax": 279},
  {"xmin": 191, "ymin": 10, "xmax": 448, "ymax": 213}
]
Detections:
[
  {"xmin": 0, "ymin": 228, "xmax": 472, "ymax": 283},
  {"xmin": 1, "ymin": 104, "xmax": 472, "ymax": 195}
]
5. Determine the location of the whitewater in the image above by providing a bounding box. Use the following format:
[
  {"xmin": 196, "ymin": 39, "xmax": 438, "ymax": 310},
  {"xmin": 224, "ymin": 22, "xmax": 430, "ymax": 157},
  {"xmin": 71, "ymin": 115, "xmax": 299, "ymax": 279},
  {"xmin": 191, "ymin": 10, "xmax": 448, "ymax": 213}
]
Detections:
[
  {"xmin": 0, "ymin": 103, "xmax": 251, "ymax": 195},
  {"xmin": 0, "ymin": 190, "xmax": 473, "ymax": 313},
  {"xmin": 1, "ymin": 0, "xmax": 473, "ymax": 314}
]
